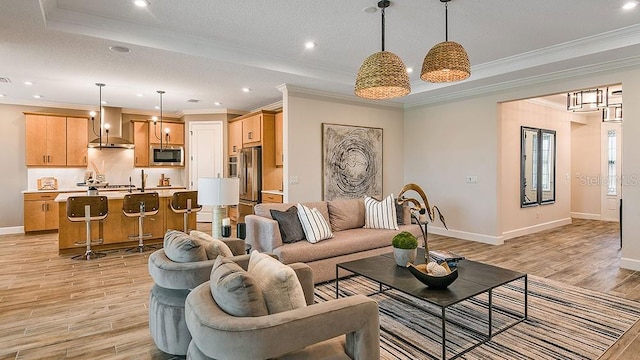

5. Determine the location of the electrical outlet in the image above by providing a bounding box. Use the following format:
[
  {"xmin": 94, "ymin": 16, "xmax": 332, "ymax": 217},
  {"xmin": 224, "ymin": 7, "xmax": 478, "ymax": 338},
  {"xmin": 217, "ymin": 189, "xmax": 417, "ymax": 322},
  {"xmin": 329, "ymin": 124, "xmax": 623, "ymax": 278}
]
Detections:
[
  {"xmin": 465, "ymin": 175, "xmax": 478, "ymax": 183},
  {"xmin": 289, "ymin": 176, "xmax": 299, "ymax": 185}
]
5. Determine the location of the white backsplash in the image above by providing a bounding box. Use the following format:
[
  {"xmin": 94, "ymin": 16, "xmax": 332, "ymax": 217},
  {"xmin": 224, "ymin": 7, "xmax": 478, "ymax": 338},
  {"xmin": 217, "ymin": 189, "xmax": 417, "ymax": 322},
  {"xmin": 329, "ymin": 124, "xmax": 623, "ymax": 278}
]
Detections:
[{"xmin": 27, "ymin": 148, "xmax": 186, "ymax": 190}]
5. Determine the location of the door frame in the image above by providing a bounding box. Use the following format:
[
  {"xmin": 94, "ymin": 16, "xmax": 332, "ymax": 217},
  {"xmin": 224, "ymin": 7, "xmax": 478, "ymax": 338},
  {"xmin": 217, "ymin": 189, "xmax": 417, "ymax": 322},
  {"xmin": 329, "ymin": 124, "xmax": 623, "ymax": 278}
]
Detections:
[{"xmin": 188, "ymin": 120, "xmax": 224, "ymax": 222}]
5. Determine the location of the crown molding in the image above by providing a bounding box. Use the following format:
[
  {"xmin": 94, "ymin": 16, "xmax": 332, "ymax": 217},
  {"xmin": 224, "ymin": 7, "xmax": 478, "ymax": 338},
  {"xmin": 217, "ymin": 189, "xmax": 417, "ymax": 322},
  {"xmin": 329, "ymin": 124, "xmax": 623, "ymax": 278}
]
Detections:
[
  {"xmin": 278, "ymin": 84, "xmax": 404, "ymax": 109},
  {"xmin": 404, "ymin": 55, "xmax": 640, "ymax": 108},
  {"xmin": 176, "ymin": 108, "xmax": 247, "ymax": 117}
]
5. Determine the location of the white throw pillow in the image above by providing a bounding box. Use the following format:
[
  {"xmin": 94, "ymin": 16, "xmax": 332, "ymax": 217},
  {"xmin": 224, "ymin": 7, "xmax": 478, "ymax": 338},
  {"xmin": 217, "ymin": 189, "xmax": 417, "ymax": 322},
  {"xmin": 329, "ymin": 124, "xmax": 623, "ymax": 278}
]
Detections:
[
  {"xmin": 296, "ymin": 203, "xmax": 333, "ymax": 243},
  {"xmin": 364, "ymin": 194, "xmax": 399, "ymax": 230},
  {"xmin": 247, "ymin": 251, "xmax": 307, "ymax": 314},
  {"xmin": 189, "ymin": 230, "xmax": 234, "ymax": 259}
]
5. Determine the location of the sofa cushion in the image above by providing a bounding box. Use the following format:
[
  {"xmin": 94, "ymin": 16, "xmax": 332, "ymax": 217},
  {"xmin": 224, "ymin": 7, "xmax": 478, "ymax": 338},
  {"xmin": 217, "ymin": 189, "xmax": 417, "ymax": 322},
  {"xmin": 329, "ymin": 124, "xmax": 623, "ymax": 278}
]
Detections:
[
  {"xmin": 297, "ymin": 203, "xmax": 334, "ymax": 243},
  {"xmin": 255, "ymin": 201, "xmax": 331, "ymax": 224},
  {"xmin": 209, "ymin": 256, "xmax": 268, "ymax": 317},
  {"xmin": 270, "ymin": 206, "xmax": 306, "ymax": 243},
  {"xmin": 248, "ymin": 251, "xmax": 307, "ymax": 314},
  {"xmin": 364, "ymin": 195, "xmax": 399, "ymax": 230},
  {"xmin": 327, "ymin": 198, "xmax": 365, "ymax": 231},
  {"xmin": 189, "ymin": 230, "xmax": 234, "ymax": 259},
  {"xmin": 164, "ymin": 230, "xmax": 208, "ymax": 263},
  {"xmin": 274, "ymin": 224, "xmax": 422, "ymax": 265}
]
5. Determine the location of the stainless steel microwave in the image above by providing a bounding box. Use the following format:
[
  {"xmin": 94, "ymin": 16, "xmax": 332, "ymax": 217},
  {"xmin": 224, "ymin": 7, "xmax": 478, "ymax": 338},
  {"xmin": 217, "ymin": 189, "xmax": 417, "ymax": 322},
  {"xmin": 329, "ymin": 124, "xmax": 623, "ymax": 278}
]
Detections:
[{"xmin": 150, "ymin": 145, "xmax": 184, "ymax": 166}]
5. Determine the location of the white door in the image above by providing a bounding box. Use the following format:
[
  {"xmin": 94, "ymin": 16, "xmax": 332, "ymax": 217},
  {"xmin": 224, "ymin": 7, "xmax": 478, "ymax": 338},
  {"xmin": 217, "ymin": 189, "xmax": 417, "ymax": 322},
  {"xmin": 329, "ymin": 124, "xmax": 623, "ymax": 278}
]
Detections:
[
  {"xmin": 189, "ymin": 121, "xmax": 224, "ymax": 222},
  {"xmin": 601, "ymin": 122, "xmax": 622, "ymax": 221}
]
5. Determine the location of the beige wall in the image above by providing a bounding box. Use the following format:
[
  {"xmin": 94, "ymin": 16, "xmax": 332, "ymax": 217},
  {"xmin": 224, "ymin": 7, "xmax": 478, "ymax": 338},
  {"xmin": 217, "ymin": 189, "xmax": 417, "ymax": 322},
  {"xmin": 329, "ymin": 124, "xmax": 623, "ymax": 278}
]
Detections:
[
  {"xmin": 571, "ymin": 114, "xmax": 602, "ymax": 218},
  {"xmin": 404, "ymin": 97, "xmax": 501, "ymax": 244},
  {"xmin": 284, "ymin": 92, "xmax": 404, "ymax": 203},
  {"xmin": 499, "ymin": 100, "xmax": 572, "ymax": 238}
]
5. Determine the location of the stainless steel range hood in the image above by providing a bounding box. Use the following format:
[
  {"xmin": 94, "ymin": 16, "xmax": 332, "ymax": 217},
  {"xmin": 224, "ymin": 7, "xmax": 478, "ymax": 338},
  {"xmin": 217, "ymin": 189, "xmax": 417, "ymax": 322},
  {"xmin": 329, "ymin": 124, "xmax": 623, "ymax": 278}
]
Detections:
[{"xmin": 88, "ymin": 106, "xmax": 135, "ymax": 149}]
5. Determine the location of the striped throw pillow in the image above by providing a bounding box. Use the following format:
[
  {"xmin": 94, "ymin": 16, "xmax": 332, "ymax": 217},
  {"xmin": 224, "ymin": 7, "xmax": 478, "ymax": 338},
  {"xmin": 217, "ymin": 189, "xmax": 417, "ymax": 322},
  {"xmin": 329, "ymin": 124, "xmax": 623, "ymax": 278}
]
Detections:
[
  {"xmin": 296, "ymin": 203, "xmax": 333, "ymax": 243},
  {"xmin": 364, "ymin": 194, "xmax": 399, "ymax": 230}
]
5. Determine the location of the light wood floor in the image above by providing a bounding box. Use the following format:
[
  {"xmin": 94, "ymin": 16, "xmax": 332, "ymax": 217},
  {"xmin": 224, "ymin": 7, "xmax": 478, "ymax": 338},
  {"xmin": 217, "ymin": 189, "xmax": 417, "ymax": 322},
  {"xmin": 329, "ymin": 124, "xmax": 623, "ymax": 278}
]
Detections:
[{"xmin": 0, "ymin": 219, "xmax": 638, "ymax": 359}]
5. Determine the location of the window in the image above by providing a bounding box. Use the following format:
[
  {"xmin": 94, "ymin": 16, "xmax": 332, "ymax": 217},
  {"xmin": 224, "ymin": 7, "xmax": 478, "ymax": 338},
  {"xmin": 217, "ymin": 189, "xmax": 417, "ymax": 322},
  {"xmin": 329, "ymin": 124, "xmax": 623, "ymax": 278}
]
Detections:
[{"xmin": 608, "ymin": 130, "xmax": 617, "ymax": 195}]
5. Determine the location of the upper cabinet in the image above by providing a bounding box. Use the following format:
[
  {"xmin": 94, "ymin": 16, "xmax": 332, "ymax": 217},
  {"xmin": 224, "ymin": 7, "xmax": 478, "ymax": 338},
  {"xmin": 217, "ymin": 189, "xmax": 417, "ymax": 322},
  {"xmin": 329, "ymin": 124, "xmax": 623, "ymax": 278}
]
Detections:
[
  {"xmin": 25, "ymin": 114, "xmax": 88, "ymax": 167},
  {"xmin": 228, "ymin": 120, "xmax": 242, "ymax": 156},
  {"xmin": 149, "ymin": 121, "xmax": 184, "ymax": 145},
  {"xmin": 66, "ymin": 117, "xmax": 88, "ymax": 167},
  {"xmin": 275, "ymin": 111, "xmax": 283, "ymax": 166},
  {"xmin": 132, "ymin": 121, "xmax": 149, "ymax": 167},
  {"xmin": 242, "ymin": 113, "xmax": 262, "ymax": 146}
]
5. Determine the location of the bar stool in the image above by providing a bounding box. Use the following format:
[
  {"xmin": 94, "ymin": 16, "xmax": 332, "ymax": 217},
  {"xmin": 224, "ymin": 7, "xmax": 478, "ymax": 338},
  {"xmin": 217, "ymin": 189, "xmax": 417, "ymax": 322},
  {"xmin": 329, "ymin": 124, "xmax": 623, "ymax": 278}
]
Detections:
[
  {"xmin": 67, "ymin": 196, "xmax": 109, "ymax": 260},
  {"xmin": 169, "ymin": 191, "xmax": 202, "ymax": 232},
  {"xmin": 123, "ymin": 192, "xmax": 160, "ymax": 253}
]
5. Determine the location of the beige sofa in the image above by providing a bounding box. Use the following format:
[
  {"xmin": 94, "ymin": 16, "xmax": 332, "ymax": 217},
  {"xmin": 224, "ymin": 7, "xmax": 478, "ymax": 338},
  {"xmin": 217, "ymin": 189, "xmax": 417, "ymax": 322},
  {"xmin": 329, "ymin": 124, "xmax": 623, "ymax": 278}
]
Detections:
[{"xmin": 245, "ymin": 198, "xmax": 423, "ymax": 283}]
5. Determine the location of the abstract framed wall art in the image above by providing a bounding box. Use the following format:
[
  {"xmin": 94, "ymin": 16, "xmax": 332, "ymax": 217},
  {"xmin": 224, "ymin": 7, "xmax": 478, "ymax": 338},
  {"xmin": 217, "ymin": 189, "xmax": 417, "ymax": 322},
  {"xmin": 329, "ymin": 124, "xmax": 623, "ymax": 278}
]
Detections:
[{"xmin": 322, "ymin": 123, "xmax": 383, "ymax": 201}]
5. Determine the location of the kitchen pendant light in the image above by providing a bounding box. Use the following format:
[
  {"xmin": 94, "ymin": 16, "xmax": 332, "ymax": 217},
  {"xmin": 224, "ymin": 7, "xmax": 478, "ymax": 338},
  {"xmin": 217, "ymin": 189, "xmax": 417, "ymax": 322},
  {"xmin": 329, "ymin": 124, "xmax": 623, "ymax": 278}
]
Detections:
[
  {"xmin": 421, "ymin": 0, "xmax": 470, "ymax": 83},
  {"xmin": 355, "ymin": 0, "xmax": 410, "ymax": 100},
  {"xmin": 91, "ymin": 83, "xmax": 106, "ymax": 150}
]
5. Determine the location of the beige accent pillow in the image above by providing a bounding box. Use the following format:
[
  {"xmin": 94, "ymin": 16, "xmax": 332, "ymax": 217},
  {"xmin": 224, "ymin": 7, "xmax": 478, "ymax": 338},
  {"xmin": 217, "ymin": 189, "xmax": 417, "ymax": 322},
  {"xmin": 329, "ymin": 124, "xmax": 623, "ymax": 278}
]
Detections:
[
  {"xmin": 327, "ymin": 198, "xmax": 365, "ymax": 231},
  {"xmin": 163, "ymin": 230, "xmax": 208, "ymax": 263},
  {"xmin": 210, "ymin": 256, "xmax": 268, "ymax": 317},
  {"xmin": 189, "ymin": 230, "xmax": 234, "ymax": 259},
  {"xmin": 248, "ymin": 251, "xmax": 307, "ymax": 314}
]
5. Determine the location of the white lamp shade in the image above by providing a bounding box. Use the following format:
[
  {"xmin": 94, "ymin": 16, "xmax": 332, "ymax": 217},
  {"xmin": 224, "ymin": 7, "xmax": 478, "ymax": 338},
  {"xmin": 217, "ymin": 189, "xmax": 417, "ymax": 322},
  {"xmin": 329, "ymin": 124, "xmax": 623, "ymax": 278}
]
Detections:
[{"xmin": 198, "ymin": 177, "xmax": 239, "ymax": 206}]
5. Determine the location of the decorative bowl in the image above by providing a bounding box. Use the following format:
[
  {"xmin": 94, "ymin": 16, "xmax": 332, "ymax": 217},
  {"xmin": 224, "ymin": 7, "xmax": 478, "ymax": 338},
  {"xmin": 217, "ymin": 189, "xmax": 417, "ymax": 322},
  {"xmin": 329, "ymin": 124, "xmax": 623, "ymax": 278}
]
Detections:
[{"xmin": 407, "ymin": 263, "xmax": 458, "ymax": 289}]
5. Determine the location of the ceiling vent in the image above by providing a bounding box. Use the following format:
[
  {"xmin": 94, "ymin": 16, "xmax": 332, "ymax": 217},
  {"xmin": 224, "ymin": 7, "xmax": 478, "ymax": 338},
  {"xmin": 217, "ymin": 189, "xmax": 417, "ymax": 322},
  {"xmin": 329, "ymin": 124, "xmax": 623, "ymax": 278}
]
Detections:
[
  {"xmin": 0, "ymin": 77, "xmax": 12, "ymax": 83},
  {"xmin": 187, "ymin": 99, "xmax": 200, "ymax": 103}
]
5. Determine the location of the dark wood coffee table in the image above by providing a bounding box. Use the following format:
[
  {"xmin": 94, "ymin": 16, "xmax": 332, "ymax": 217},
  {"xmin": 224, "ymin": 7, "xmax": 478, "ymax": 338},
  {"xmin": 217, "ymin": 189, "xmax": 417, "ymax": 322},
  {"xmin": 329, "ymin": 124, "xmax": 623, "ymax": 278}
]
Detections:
[{"xmin": 336, "ymin": 249, "xmax": 527, "ymax": 360}]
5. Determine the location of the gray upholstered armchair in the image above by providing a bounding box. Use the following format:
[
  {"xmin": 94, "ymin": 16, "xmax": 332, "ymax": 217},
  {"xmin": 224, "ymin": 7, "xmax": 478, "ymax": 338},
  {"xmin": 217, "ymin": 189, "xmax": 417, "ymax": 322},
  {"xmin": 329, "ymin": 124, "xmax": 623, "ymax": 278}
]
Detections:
[
  {"xmin": 185, "ymin": 261, "xmax": 380, "ymax": 360},
  {"xmin": 147, "ymin": 235, "xmax": 246, "ymax": 356}
]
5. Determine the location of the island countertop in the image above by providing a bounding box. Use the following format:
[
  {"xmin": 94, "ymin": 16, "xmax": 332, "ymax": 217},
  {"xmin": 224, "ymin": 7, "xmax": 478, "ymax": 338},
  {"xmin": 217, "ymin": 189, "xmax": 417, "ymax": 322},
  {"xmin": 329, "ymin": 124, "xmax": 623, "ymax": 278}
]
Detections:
[{"xmin": 54, "ymin": 189, "xmax": 186, "ymax": 202}]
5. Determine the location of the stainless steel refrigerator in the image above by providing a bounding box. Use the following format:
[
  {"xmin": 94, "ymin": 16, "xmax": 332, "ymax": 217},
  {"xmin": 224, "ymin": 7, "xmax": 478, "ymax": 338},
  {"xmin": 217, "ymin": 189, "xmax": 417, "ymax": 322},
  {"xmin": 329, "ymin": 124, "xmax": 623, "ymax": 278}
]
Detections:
[{"xmin": 238, "ymin": 146, "xmax": 261, "ymax": 222}]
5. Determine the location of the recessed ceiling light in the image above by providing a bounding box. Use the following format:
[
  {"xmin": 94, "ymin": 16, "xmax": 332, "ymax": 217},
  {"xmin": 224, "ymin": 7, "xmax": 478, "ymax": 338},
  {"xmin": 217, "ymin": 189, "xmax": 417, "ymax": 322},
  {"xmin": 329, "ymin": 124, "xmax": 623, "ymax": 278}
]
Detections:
[
  {"xmin": 242, "ymin": 88, "xmax": 251, "ymax": 93},
  {"xmin": 363, "ymin": 6, "xmax": 377, "ymax": 13},
  {"xmin": 214, "ymin": 102, "xmax": 222, "ymax": 106},
  {"xmin": 406, "ymin": 67, "xmax": 414, "ymax": 74},
  {"xmin": 33, "ymin": 95, "xmax": 42, "ymax": 98},
  {"xmin": 187, "ymin": 99, "xmax": 200, "ymax": 103},
  {"xmin": 305, "ymin": 41, "xmax": 317, "ymax": 49},
  {"xmin": 623, "ymin": 1, "xmax": 638, "ymax": 9},
  {"xmin": 24, "ymin": 81, "xmax": 33, "ymax": 85},
  {"xmin": 0, "ymin": 94, "xmax": 5, "ymax": 97},
  {"xmin": 136, "ymin": 93, "xmax": 144, "ymax": 97},
  {"xmin": 134, "ymin": 0, "xmax": 150, "ymax": 8},
  {"xmin": 109, "ymin": 45, "xmax": 131, "ymax": 53}
]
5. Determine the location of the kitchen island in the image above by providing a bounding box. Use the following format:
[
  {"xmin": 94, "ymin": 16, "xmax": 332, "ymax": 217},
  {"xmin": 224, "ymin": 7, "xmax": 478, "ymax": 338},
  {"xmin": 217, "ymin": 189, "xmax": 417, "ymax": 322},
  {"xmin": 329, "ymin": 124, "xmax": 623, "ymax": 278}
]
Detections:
[{"xmin": 55, "ymin": 189, "xmax": 196, "ymax": 255}]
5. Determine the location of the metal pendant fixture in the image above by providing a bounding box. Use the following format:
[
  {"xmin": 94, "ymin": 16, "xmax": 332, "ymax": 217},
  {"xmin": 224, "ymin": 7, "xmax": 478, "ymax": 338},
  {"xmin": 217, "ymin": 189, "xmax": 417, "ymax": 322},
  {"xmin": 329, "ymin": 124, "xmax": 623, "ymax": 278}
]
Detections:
[
  {"xmin": 153, "ymin": 90, "xmax": 166, "ymax": 149},
  {"xmin": 355, "ymin": 0, "xmax": 410, "ymax": 100},
  {"xmin": 91, "ymin": 83, "xmax": 105, "ymax": 149},
  {"xmin": 567, "ymin": 88, "xmax": 607, "ymax": 112},
  {"xmin": 421, "ymin": 0, "xmax": 470, "ymax": 83}
]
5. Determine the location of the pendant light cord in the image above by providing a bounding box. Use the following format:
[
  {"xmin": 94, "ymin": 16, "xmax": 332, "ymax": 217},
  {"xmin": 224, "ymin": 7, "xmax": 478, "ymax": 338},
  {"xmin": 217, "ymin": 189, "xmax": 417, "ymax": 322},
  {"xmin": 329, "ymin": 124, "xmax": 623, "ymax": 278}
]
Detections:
[
  {"xmin": 381, "ymin": 4, "xmax": 385, "ymax": 51},
  {"xmin": 445, "ymin": 1, "xmax": 448, "ymax": 41}
]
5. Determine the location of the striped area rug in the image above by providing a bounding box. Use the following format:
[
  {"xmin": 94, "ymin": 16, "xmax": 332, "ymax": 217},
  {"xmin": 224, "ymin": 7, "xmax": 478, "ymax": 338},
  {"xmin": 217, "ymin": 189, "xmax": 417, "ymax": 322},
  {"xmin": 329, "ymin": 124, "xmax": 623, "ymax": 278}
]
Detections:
[{"xmin": 315, "ymin": 275, "xmax": 640, "ymax": 359}]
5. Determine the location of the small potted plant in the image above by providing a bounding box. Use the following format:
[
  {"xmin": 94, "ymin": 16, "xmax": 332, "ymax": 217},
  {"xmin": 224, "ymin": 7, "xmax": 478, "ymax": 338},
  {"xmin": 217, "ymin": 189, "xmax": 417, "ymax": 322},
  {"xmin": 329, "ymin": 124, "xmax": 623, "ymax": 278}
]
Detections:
[{"xmin": 392, "ymin": 231, "xmax": 418, "ymax": 266}]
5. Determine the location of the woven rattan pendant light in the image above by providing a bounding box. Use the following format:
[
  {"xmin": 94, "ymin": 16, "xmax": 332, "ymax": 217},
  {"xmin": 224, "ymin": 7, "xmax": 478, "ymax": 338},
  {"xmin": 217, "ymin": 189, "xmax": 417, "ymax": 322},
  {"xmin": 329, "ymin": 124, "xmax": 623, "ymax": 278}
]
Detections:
[
  {"xmin": 421, "ymin": 0, "xmax": 470, "ymax": 83},
  {"xmin": 355, "ymin": 1, "xmax": 410, "ymax": 100}
]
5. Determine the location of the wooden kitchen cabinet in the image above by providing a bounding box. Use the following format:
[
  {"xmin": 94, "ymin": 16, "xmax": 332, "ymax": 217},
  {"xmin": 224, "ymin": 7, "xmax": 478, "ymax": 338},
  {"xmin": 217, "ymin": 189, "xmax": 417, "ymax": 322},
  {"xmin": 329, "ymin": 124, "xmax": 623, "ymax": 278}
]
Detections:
[
  {"xmin": 275, "ymin": 111, "xmax": 283, "ymax": 166},
  {"xmin": 24, "ymin": 192, "xmax": 59, "ymax": 232},
  {"xmin": 133, "ymin": 121, "xmax": 149, "ymax": 167},
  {"xmin": 262, "ymin": 193, "xmax": 283, "ymax": 203},
  {"xmin": 149, "ymin": 121, "xmax": 184, "ymax": 145},
  {"xmin": 228, "ymin": 120, "xmax": 242, "ymax": 156},
  {"xmin": 25, "ymin": 115, "xmax": 67, "ymax": 166},
  {"xmin": 66, "ymin": 117, "xmax": 88, "ymax": 167},
  {"xmin": 242, "ymin": 114, "xmax": 262, "ymax": 145}
]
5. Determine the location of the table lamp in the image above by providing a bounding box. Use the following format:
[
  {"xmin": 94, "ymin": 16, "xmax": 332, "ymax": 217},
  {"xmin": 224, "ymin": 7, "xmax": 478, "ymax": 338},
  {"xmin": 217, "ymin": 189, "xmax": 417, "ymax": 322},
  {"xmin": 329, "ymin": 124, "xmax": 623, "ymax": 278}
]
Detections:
[{"xmin": 198, "ymin": 177, "xmax": 239, "ymax": 239}]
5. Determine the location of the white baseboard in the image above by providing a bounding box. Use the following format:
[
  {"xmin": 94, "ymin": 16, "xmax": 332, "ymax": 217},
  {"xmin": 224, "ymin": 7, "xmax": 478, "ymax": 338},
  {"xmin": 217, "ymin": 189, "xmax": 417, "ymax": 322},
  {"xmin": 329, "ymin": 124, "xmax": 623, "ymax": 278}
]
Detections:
[
  {"xmin": 620, "ymin": 257, "xmax": 640, "ymax": 271},
  {"xmin": 571, "ymin": 212, "xmax": 601, "ymax": 220},
  {"xmin": 428, "ymin": 226, "xmax": 504, "ymax": 245},
  {"xmin": 0, "ymin": 226, "xmax": 24, "ymax": 235},
  {"xmin": 501, "ymin": 217, "xmax": 572, "ymax": 241}
]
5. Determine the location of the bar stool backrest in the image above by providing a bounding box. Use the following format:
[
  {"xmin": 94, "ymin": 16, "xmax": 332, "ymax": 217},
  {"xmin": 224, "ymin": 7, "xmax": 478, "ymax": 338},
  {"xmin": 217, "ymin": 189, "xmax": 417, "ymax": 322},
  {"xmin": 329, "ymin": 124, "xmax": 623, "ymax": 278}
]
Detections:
[
  {"xmin": 170, "ymin": 191, "xmax": 202, "ymax": 213},
  {"xmin": 67, "ymin": 196, "xmax": 109, "ymax": 221},
  {"xmin": 123, "ymin": 192, "xmax": 160, "ymax": 216}
]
